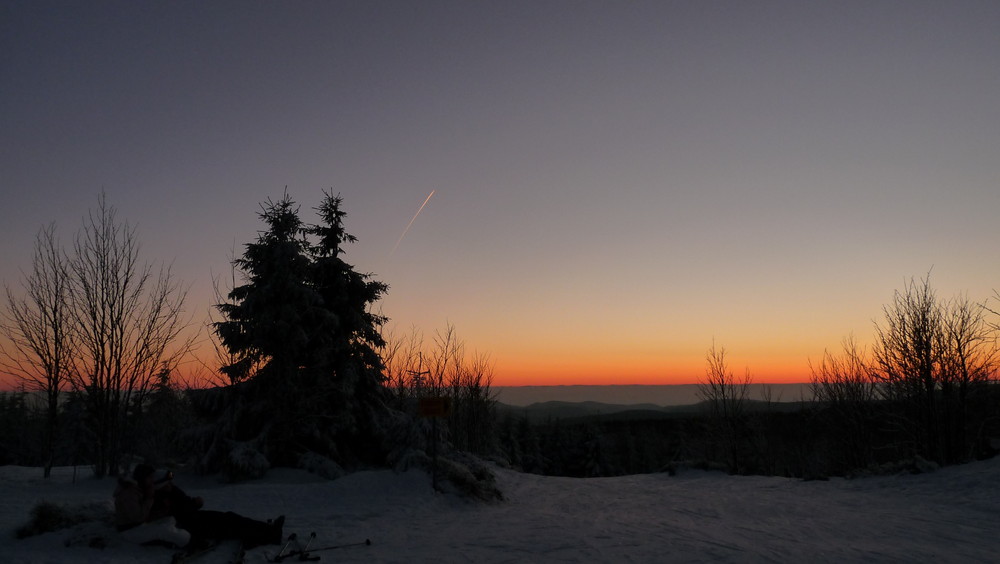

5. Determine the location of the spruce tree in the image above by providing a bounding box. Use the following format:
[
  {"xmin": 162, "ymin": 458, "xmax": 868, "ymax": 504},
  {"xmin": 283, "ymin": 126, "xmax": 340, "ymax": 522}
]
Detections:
[
  {"xmin": 307, "ymin": 192, "xmax": 388, "ymax": 401},
  {"xmin": 215, "ymin": 194, "xmax": 317, "ymax": 385},
  {"xmin": 304, "ymin": 192, "xmax": 389, "ymax": 463},
  {"xmin": 213, "ymin": 191, "xmax": 389, "ymax": 469}
]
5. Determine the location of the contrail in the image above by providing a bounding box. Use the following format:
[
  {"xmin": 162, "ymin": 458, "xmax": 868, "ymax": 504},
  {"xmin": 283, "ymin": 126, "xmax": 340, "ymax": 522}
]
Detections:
[{"xmin": 390, "ymin": 190, "xmax": 435, "ymax": 256}]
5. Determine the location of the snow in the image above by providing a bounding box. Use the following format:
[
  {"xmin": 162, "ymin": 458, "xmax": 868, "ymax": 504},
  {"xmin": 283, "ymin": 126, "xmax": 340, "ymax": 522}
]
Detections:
[{"xmin": 2, "ymin": 458, "xmax": 999, "ymax": 563}]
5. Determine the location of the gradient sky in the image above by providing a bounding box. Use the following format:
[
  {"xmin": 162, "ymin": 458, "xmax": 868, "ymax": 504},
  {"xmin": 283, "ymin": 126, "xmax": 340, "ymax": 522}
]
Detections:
[{"xmin": 2, "ymin": 1, "xmax": 999, "ymax": 387}]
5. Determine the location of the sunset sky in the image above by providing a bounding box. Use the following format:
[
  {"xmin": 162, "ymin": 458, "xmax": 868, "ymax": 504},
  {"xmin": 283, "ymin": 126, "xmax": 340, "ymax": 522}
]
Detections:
[{"xmin": 2, "ymin": 1, "xmax": 999, "ymax": 388}]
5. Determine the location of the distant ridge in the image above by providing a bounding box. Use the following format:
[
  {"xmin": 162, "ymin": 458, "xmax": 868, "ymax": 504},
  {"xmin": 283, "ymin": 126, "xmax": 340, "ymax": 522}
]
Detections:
[
  {"xmin": 495, "ymin": 400, "xmax": 698, "ymax": 423},
  {"xmin": 493, "ymin": 383, "xmax": 811, "ymax": 407},
  {"xmin": 497, "ymin": 398, "xmax": 811, "ymax": 424}
]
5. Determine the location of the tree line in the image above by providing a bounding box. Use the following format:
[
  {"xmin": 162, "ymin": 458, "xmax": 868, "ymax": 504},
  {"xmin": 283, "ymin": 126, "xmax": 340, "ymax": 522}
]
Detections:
[
  {"xmin": 497, "ymin": 275, "xmax": 999, "ymax": 479},
  {"xmin": 2, "ymin": 191, "xmax": 997, "ymax": 487}
]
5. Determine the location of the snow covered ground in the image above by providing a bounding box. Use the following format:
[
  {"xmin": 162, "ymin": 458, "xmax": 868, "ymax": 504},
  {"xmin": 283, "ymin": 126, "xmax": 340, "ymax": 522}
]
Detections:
[{"xmin": 2, "ymin": 456, "xmax": 999, "ymax": 563}]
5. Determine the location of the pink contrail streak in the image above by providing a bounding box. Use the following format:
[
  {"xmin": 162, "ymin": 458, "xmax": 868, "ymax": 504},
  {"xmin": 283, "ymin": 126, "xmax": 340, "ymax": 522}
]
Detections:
[{"xmin": 390, "ymin": 190, "xmax": 435, "ymax": 256}]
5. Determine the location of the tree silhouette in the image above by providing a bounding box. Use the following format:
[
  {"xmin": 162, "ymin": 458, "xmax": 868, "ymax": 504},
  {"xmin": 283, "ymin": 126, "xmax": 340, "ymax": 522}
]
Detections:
[
  {"xmin": 698, "ymin": 341, "xmax": 752, "ymax": 473},
  {"xmin": 213, "ymin": 191, "xmax": 389, "ymax": 468},
  {"xmin": 1, "ymin": 224, "xmax": 74, "ymax": 477},
  {"xmin": 68, "ymin": 194, "xmax": 192, "ymax": 477}
]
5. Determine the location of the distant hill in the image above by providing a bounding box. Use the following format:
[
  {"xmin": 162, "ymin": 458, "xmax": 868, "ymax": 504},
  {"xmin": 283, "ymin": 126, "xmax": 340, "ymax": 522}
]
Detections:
[
  {"xmin": 493, "ymin": 383, "xmax": 812, "ymax": 408},
  {"xmin": 497, "ymin": 400, "xmax": 685, "ymax": 421},
  {"xmin": 496, "ymin": 397, "xmax": 812, "ymax": 424}
]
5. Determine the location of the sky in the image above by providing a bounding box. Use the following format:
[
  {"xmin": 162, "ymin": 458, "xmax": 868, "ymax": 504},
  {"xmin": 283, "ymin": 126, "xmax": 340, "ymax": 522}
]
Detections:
[{"xmin": 2, "ymin": 1, "xmax": 999, "ymax": 387}]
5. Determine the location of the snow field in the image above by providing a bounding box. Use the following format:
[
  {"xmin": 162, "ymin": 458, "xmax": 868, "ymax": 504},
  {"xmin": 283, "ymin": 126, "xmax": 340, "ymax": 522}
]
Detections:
[{"xmin": 1, "ymin": 457, "xmax": 998, "ymax": 563}]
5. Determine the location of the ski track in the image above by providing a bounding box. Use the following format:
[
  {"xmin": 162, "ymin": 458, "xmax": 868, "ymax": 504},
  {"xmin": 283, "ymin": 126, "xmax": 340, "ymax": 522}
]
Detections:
[{"xmin": 1, "ymin": 458, "xmax": 998, "ymax": 563}]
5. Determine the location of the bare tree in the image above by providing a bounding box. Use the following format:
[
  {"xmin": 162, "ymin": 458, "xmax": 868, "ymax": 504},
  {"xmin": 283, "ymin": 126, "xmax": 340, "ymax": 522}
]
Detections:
[
  {"xmin": 871, "ymin": 275, "xmax": 999, "ymax": 464},
  {"xmin": 937, "ymin": 294, "xmax": 997, "ymax": 462},
  {"xmin": 1, "ymin": 224, "xmax": 74, "ymax": 477},
  {"xmin": 381, "ymin": 325, "xmax": 425, "ymax": 407},
  {"xmin": 871, "ymin": 275, "xmax": 942, "ymax": 461},
  {"xmin": 810, "ymin": 335, "xmax": 879, "ymax": 471},
  {"xmin": 450, "ymin": 349, "xmax": 497, "ymax": 455},
  {"xmin": 68, "ymin": 194, "xmax": 193, "ymax": 477},
  {"xmin": 698, "ymin": 341, "xmax": 752, "ymax": 473},
  {"xmin": 381, "ymin": 322, "xmax": 497, "ymax": 456}
]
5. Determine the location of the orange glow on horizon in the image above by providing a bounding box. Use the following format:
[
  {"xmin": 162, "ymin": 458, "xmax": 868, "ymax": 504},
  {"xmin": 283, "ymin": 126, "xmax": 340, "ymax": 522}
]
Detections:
[
  {"xmin": 0, "ymin": 347, "xmax": 815, "ymax": 391},
  {"xmin": 493, "ymin": 354, "xmax": 812, "ymax": 387}
]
